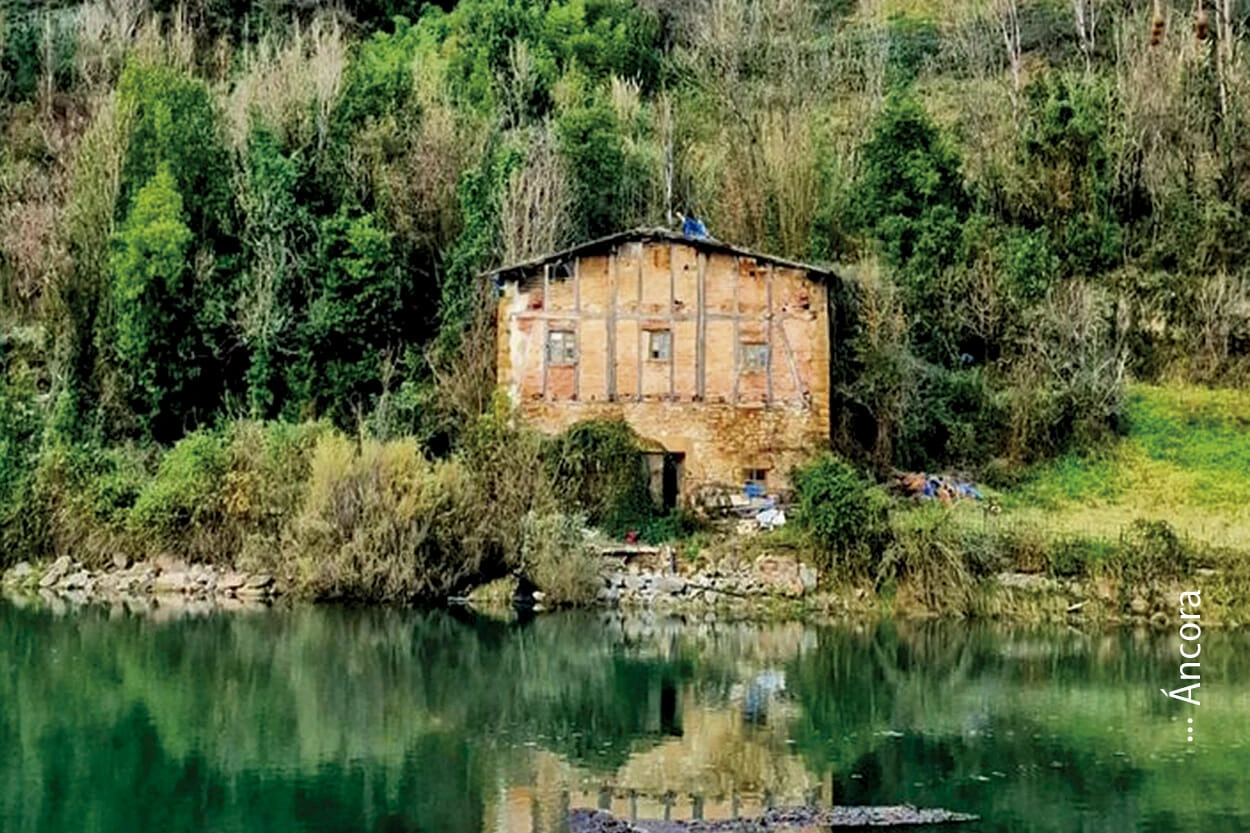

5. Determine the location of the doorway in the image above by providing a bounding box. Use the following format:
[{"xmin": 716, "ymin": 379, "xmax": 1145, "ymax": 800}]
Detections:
[{"xmin": 661, "ymin": 452, "xmax": 683, "ymax": 510}]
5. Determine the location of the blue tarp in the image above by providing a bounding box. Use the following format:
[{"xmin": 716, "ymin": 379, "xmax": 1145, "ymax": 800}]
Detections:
[{"xmin": 682, "ymin": 215, "xmax": 710, "ymax": 239}]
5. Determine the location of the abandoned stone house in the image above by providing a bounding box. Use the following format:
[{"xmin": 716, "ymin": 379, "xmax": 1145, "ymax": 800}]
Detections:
[{"xmin": 488, "ymin": 228, "xmax": 835, "ymax": 508}]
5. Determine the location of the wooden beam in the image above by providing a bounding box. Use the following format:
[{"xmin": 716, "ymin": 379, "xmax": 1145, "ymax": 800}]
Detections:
[
  {"xmin": 669, "ymin": 243, "xmax": 676, "ymax": 399},
  {"xmin": 696, "ymin": 251, "xmax": 706, "ymax": 401},
  {"xmin": 542, "ymin": 263, "xmax": 550, "ymax": 401},
  {"xmin": 608, "ymin": 250, "xmax": 617, "ymax": 400},
  {"xmin": 573, "ymin": 257, "xmax": 580, "ymax": 401},
  {"xmin": 766, "ymin": 263, "xmax": 774, "ymax": 405},
  {"xmin": 732, "ymin": 256, "xmax": 741, "ymax": 405},
  {"xmin": 636, "ymin": 241, "xmax": 644, "ymax": 401},
  {"xmin": 777, "ymin": 317, "xmax": 805, "ymax": 406}
]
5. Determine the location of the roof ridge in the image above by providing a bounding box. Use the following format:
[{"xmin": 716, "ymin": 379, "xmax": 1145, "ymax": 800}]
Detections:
[{"xmin": 483, "ymin": 227, "xmax": 837, "ymax": 282}]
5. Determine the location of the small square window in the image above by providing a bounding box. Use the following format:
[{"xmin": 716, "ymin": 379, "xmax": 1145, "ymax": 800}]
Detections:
[
  {"xmin": 741, "ymin": 342, "xmax": 769, "ymax": 371},
  {"xmin": 547, "ymin": 330, "xmax": 577, "ymax": 365},
  {"xmin": 648, "ymin": 330, "xmax": 672, "ymax": 361},
  {"xmin": 744, "ymin": 468, "xmax": 768, "ymax": 485}
]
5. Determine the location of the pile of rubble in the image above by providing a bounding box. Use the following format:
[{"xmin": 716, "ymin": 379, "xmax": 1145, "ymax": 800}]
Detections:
[
  {"xmin": 691, "ymin": 483, "xmax": 791, "ymax": 532},
  {"xmin": 594, "ymin": 547, "xmax": 818, "ymax": 610},
  {"xmin": 2, "ymin": 555, "xmax": 279, "ymax": 606},
  {"xmin": 892, "ymin": 472, "xmax": 983, "ymax": 505}
]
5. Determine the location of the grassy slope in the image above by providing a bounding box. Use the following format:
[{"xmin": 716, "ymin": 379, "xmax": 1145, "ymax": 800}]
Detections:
[{"xmin": 987, "ymin": 385, "xmax": 1250, "ymax": 548}]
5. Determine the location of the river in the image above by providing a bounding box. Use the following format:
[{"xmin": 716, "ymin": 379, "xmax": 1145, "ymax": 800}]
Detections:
[{"xmin": 1, "ymin": 599, "xmax": 1246, "ymax": 832}]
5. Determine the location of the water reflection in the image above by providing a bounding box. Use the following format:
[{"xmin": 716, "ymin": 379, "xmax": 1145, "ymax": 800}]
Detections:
[{"xmin": 1, "ymin": 601, "xmax": 1247, "ymax": 833}]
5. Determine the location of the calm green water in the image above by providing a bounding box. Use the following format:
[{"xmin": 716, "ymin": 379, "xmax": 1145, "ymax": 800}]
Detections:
[{"xmin": 1, "ymin": 599, "xmax": 1247, "ymax": 833}]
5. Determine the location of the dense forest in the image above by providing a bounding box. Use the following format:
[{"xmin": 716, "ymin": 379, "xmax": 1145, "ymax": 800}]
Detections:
[{"xmin": 2, "ymin": 0, "xmax": 1250, "ymax": 586}]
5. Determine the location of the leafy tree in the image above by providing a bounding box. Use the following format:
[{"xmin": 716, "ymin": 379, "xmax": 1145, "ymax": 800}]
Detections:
[
  {"xmin": 332, "ymin": 16, "xmax": 423, "ymax": 137},
  {"xmin": 109, "ymin": 164, "xmax": 197, "ymax": 441},
  {"xmin": 557, "ymin": 99, "xmax": 626, "ymax": 239},
  {"xmin": 117, "ymin": 61, "xmax": 233, "ymax": 246},
  {"xmin": 856, "ymin": 91, "xmax": 968, "ymax": 275},
  {"xmin": 1014, "ymin": 73, "xmax": 1122, "ymax": 277},
  {"xmin": 856, "ymin": 92, "xmax": 970, "ymax": 360},
  {"xmin": 419, "ymin": 0, "xmax": 661, "ymax": 121},
  {"xmin": 238, "ymin": 125, "xmax": 311, "ymax": 419},
  {"xmin": 437, "ymin": 140, "xmax": 523, "ymax": 355},
  {"xmin": 293, "ymin": 211, "xmax": 405, "ymax": 427}
]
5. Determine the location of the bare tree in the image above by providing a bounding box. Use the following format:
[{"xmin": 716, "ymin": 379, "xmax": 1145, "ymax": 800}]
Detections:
[
  {"xmin": 500, "ymin": 126, "xmax": 573, "ymax": 264},
  {"xmin": 1073, "ymin": 0, "xmax": 1103, "ymax": 72},
  {"xmin": 1212, "ymin": 0, "xmax": 1237, "ymax": 122},
  {"xmin": 994, "ymin": 0, "xmax": 1023, "ymax": 112}
]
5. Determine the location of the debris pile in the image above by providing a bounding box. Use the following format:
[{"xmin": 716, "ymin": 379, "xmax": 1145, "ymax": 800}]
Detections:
[{"xmin": 893, "ymin": 472, "xmax": 982, "ymax": 505}]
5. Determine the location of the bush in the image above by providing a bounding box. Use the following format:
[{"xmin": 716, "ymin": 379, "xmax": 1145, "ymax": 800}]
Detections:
[
  {"xmin": 0, "ymin": 370, "xmax": 44, "ymax": 566},
  {"xmin": 878, "ymin": 514, "xmax": 974, "ymax": 616},
  {"xmin": 791, "ymin": 453, "xmax": 889, "ymax": 572},
  {"xmin": 1113, "ymin": 518, "xmax": 1194, "ymax": 586},
  {"xmin": 287, "ymin": 434, "xmax": 490, "ymax": 602},
  {"xmin": 127, "ymin": 429, "xmax": 229, "ymax": 548},
  {"xmin": 520, "ymin": 511, "xmax": 600, "ymax": 606},
  {"xmin": 543, "ymin": 419, "xmax": 653, "ymax": 534}
]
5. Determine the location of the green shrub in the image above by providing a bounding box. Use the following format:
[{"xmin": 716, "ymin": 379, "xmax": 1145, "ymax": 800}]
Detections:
[
  {"xmin": 791, "ymin": 453, "xmax": 889, "ymax": 572},
  {"xmin": 26, "ymin": 440, "xmax": 152, "ymax": 566},
  {"xmin": 127, "ymin": 429, "xmax": 228, "ymax": 546},
  {"xmin": 109, "ymin": 164, "xmax": 196, "ymax": 440},
  {"xmin": 1112, "ymin": 518, "xmax": 1194, "ymax": 586},
  {"xmin": 878, "ymin": 514, "xmax": 974, "ymax": 616},
  {"xmin": 287, "ymin": 434, "xmax": 491, "ymax": 602},
  {"xmin": 544, "ymin": 419, "xmax": 654, "ymax": 535},
  {"xmin": 520, "ymin": 510, "xmax": 600, "ymax": 606},
  {"xmin": 638, "ymin": 508, "xmax": 701, "ymax": 545},
  {"xmin": 1046, "ymin": 535, "xmax": 1112, "ymax": 578}
]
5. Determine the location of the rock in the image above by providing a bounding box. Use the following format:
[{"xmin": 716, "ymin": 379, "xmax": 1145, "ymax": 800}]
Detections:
[
  {"xmin": 754, "ymin": 554, "xmax": 805, "ymax": 597},
  {"xmin": 244, "ymin": 574, "xmax": 274, "ymax": 589},
  {"xmin": 1130, "ymin": 596, "xmax": 1149, "ymax": 615},
  {"xmin": 531, "ymin": 590, "xmax": 546, "ymax": 602},
  {"xmin": 654, "ymin": 576, "xmax": 686, "ymax": 596},
  {"xmin": 60, "ymin": 570, "xmax": 91, "ymax": 591},
  {"xmin": 996, "ymin": 572, "xmax": 1059, "ymax": 593},
  {"xmin": 39, "ymin": 555, "xmax": 73, "ymax": 588},
  {"xmin": 153, "ymin": 572, "xmax": 190, "ymax": 594},
  {"xmin": 4, "ymin": 562, "xmax": 33, "ymax": 585},
  {"xmin": 112, "ymin": 553, "xmax": 132, "ymax": 570},
  {"xmin": 799, "ymin": 563, "xmax": 818, "ymax": 593},
  {"xmin": 219, "ymin": 572, "xmax": 247, "ymax": 590},
  {"xmin": 154, "ymin": 555, "xmax": 188, "ymax": 574}
]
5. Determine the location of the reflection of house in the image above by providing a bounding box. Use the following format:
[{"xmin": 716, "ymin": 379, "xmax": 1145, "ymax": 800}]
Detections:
[
  {"xmin": 483, "ymin": 682, "xmax": 828, "ymax": 833},
  {"xmin": 487, "ymin": 229, "xmax": 836, "ymax": 506}
]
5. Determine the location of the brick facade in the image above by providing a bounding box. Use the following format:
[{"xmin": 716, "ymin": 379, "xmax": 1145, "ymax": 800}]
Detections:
[{"xmin": 492, "ymin": 231, "xmax": 832, "ymax": 500}]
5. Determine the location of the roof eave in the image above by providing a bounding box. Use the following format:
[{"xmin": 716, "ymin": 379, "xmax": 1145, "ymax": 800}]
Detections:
[{"xmin": 482, "ymin": 228, "xmax": 838, "ymax": 283}]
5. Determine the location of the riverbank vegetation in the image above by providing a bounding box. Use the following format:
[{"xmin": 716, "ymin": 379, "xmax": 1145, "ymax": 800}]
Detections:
[
  {"xmin": 4, "ymin": 0, "xmax": 1250, "ymax": 604},
  {"xmin": 776, "ymin": 383, "xmax": 1250, "ymax": 625}
]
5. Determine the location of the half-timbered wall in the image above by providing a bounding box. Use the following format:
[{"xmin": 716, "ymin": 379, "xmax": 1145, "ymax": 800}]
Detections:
[{"xmin": 497, "ymin": 239, "xmax": 830, "ymax": 497}]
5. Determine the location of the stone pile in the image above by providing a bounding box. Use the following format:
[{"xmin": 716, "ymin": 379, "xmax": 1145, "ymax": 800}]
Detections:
[
  {"xmin": 2, "ymin": 554, "xmax": 279, "ymax": 606},
  {"xmin": 599, "ymin": 554, "xmax": 819, "ymax": 610}
]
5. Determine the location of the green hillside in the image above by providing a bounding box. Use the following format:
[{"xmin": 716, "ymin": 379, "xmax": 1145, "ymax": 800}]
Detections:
[{"xmin": 4, "ymin": 0, "xmax": 1250, "ymax": 599}]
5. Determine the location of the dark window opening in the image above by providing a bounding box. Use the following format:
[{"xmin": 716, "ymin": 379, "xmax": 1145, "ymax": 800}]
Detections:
[
  {"xmin": 547, "ymin": 330, "xmax": 577, "ymax": 365},
  {"xmin": 648, "ymin": 329, "xmax": 672, "ymax": 361}
]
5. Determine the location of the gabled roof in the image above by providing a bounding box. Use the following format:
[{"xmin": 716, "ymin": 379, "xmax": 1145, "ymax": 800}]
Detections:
[{"xmin": 483, "ymin": 227, "xmax": 838, "ymax": 283}]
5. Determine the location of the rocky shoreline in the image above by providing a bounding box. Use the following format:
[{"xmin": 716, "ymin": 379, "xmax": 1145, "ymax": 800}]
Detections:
[
  {"xmin": 2, "ymin": 555, "xmax": 280, "ymax": 612},
  {"xmin": 594, "ymin": 549, "xmax": 821, "ymax": 612},
  {"xmin": 3, "ymin": 545, "xmax": 1228, "ymax": 627}
]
